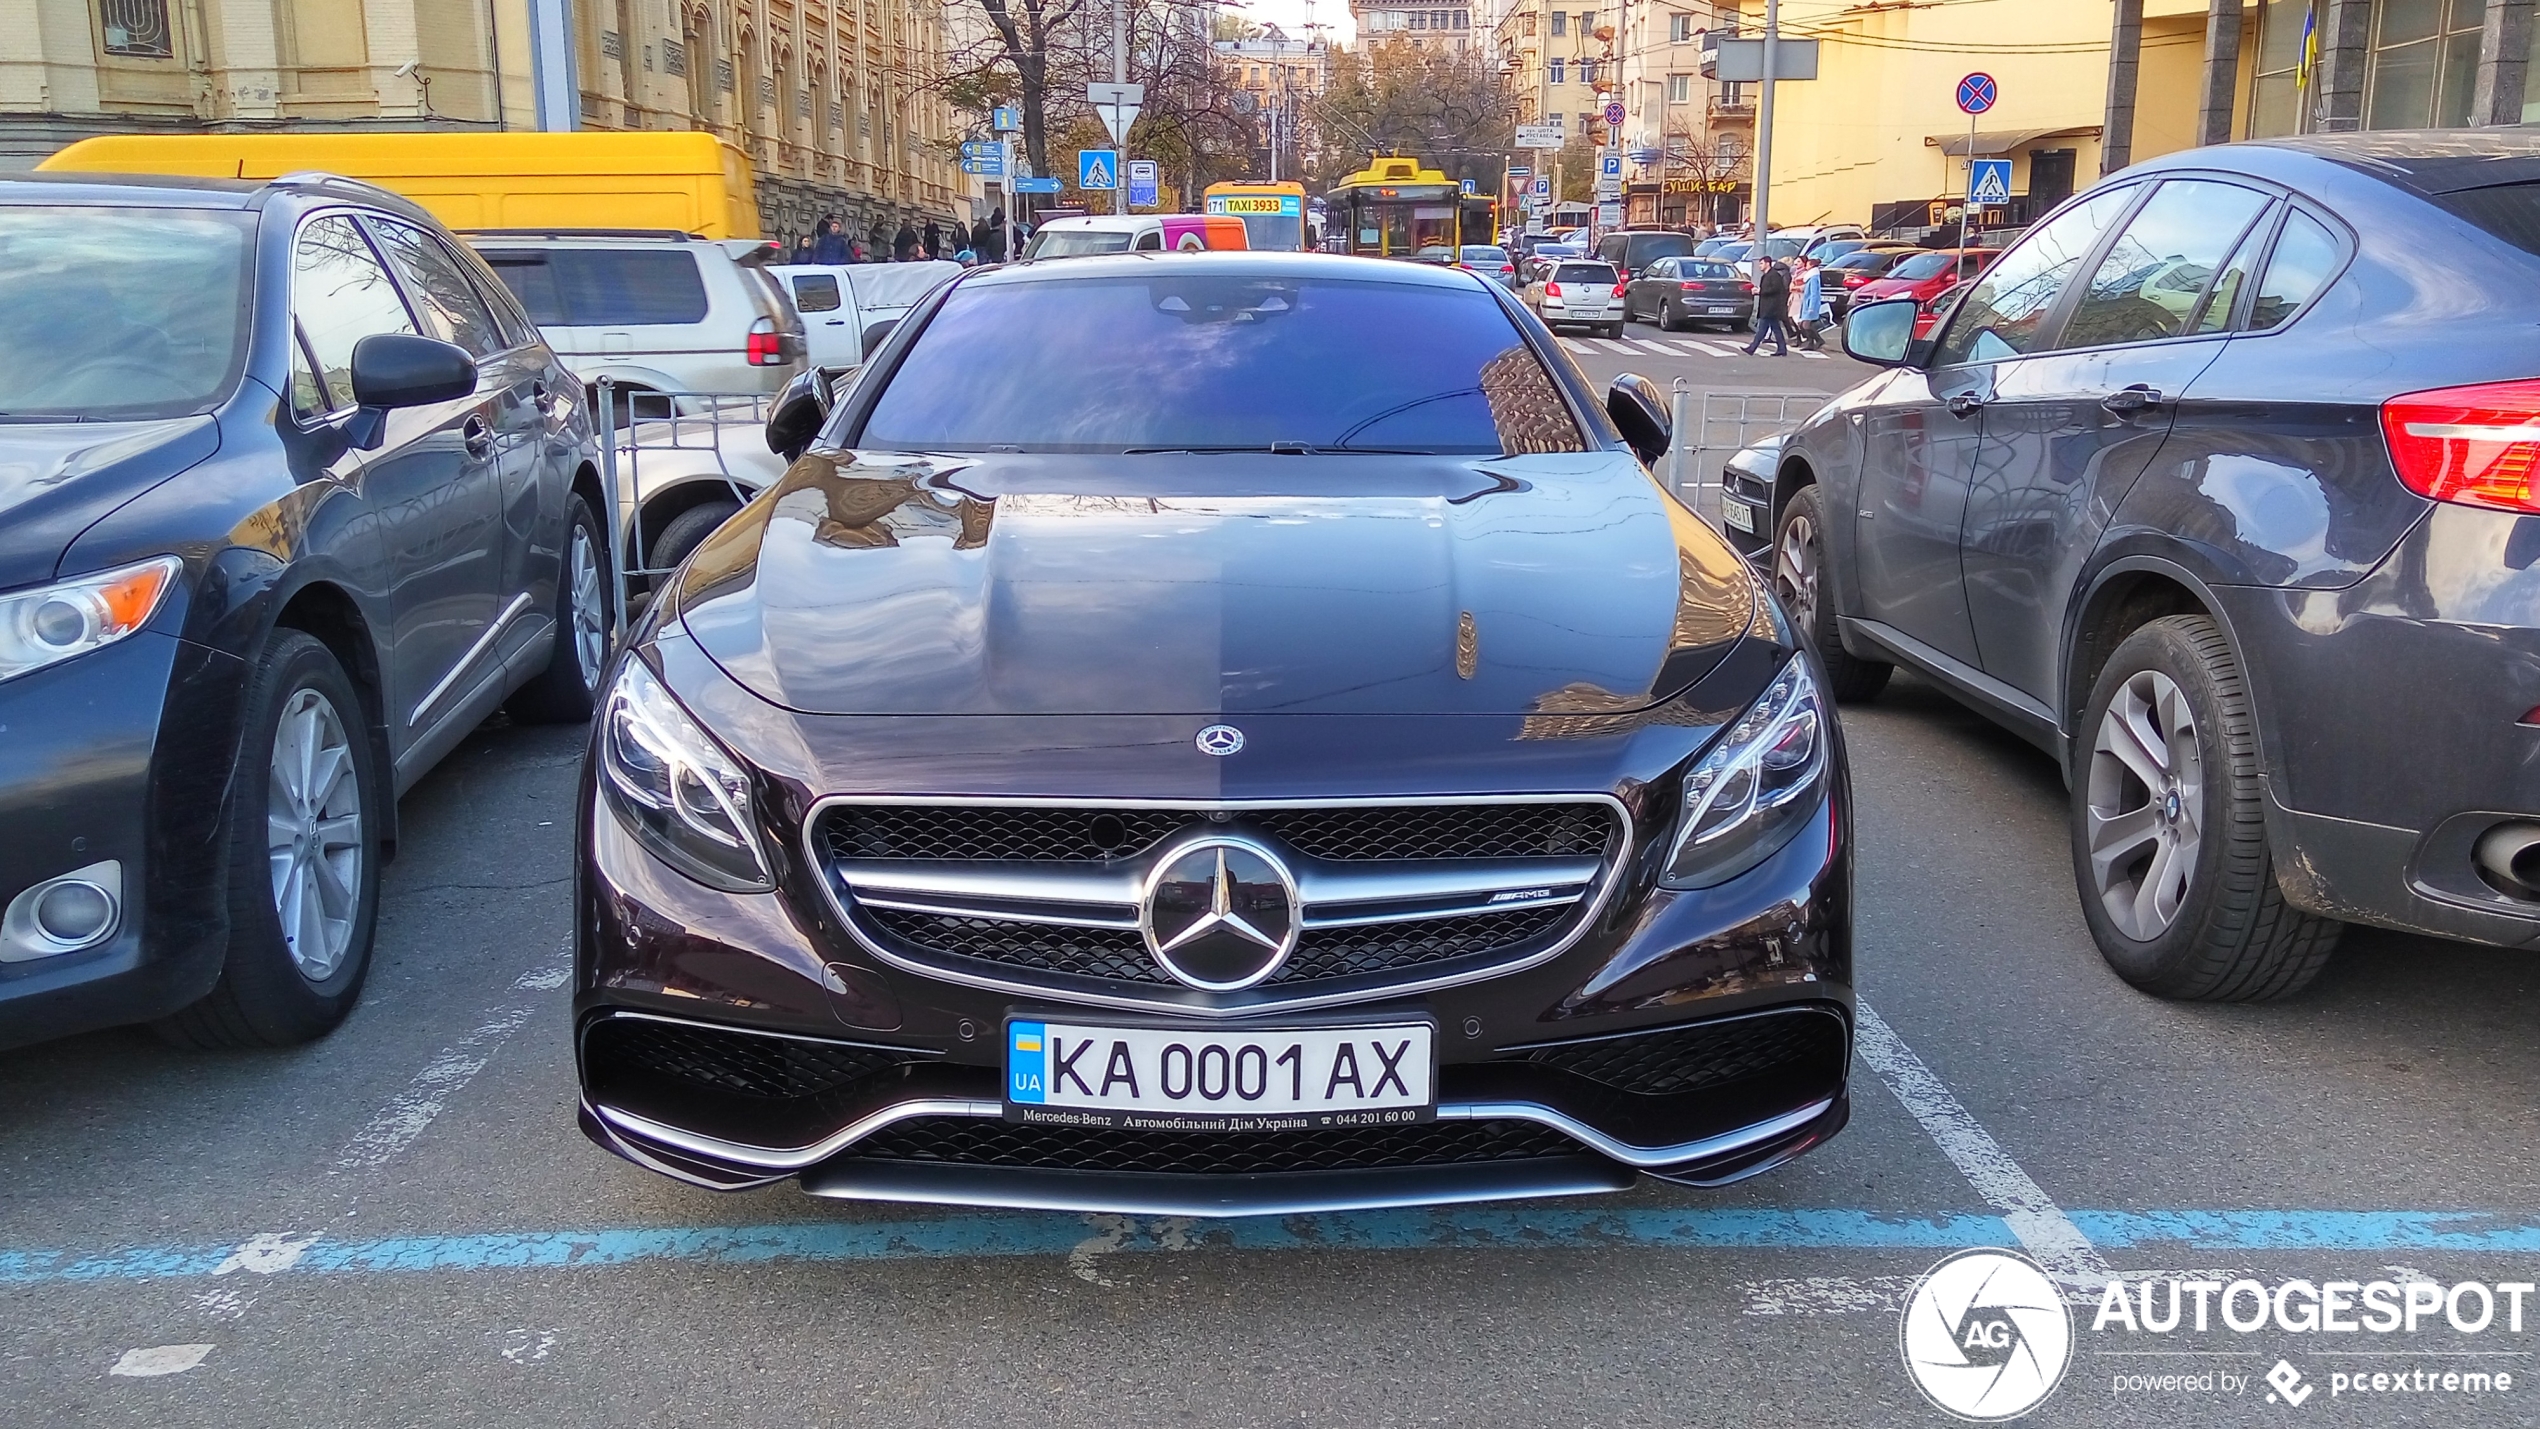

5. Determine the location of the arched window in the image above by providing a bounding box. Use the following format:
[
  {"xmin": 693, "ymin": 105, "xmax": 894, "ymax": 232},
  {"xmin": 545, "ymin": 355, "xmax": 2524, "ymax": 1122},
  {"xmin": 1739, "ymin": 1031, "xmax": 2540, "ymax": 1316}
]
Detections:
[
  {"xmin": 680, "ymin": 6, "xmax": 714, "ymax": 126},
  {"xmin": 738, "ymin": 28, "xmax": 761, "ymax": 138}
]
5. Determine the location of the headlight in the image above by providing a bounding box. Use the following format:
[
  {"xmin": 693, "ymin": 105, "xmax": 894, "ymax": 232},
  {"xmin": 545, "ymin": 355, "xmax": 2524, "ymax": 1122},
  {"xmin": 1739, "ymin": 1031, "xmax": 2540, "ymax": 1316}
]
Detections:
[
  {"xmin": 598, "ymin": 659, "xmax": 774, "ymax": 891},
  {"xmin": 0, "ymin": 556, "xmax": 182, "ymax": 685},
  {"xmin": 1661, "ymin": 655, "xmax": 1828, "ymax": 889}
]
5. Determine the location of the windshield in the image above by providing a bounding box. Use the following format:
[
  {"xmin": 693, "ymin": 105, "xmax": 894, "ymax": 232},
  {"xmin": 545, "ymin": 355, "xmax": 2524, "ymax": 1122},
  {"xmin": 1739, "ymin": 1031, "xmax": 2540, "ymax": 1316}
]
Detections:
[
  {"xmin": 1553, "ymin": 264, "xmax": 1617, "ymax": 284},
  {"xmin": 1461, "ymin": 246, "xmax": 1510, "ymax": 264},
  {"xmin": 1233, "ymin": 213, "xmax": 1305, "ymax": 251},
  {"xmin": 1631, "ymin": 235, "xmax": 1694, "ymax": 262},
  {"xmin": 1829, "ymin": 251, "xmax": 1896, "ymax": 271},
  {"xmin": 856, "ymin": 273, "xmax": 1586, "ymax": 456},
  {"xmin": 0, "ymin": 207, "xmax": 254, "ymax": 422},
  {"xmin": 1025, "ymin": 228, "xmax": 1137, "ymax": 258},
  {"xmin": 1889, "ymin": 251, "xmax": 1958, "ymax": 280}
]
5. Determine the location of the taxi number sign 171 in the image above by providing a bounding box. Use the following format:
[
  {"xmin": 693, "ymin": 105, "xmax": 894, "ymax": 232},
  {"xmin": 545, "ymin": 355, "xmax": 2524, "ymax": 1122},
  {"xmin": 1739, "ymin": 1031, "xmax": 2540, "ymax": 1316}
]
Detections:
[{"xmin": 1007, "ymin": 1019, "xmax": 1435, "ymax": 1130}]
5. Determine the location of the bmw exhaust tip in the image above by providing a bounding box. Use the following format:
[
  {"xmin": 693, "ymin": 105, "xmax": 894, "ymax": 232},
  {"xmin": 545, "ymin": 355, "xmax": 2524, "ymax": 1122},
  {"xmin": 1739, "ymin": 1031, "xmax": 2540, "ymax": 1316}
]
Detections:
[{"xmin": 2473, "ymin": 822, "xmax": 2540, "ymax": 901}]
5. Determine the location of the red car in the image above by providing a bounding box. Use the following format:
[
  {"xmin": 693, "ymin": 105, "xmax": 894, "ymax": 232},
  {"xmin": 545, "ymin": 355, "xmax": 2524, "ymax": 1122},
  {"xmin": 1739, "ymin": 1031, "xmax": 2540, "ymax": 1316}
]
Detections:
[
  {"xmin": 1848, "ymin": 247, "xmax": 1992, "ymax": 308},
  {"xmin": 1912, "ymin": 277, "xmax": 1975, "ymax": 340}
]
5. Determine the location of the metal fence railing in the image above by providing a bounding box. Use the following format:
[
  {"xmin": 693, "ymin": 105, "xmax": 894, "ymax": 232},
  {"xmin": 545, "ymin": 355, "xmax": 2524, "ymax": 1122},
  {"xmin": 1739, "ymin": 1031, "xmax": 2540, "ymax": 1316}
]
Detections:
[
  {"xmin": 594, "ymin": 379, "xmax": 782, "ymax": 638},
  {"xmin": 1663, "ymin": 383, "xmax": 1828, "ymax": 534}
]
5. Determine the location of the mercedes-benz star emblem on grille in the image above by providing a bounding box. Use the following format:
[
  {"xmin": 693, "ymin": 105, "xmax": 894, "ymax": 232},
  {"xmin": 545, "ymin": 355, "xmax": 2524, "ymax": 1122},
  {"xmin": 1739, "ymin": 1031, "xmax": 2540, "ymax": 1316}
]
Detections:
[
  {"xmin": 1194, "ymin": 724, "xmax": 1246, "ymax": 756},
  {"xmin": 1139, "ymin": 838, "xmax": 1299, "ymax": 991}
]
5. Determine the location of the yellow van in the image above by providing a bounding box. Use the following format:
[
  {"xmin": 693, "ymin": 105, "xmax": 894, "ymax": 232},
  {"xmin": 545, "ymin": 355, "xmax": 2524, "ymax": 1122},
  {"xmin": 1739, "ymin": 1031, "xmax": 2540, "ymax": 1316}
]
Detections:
[{"xmin": 38, "ymin": 131, "xmax": 760, "ymax": 239}]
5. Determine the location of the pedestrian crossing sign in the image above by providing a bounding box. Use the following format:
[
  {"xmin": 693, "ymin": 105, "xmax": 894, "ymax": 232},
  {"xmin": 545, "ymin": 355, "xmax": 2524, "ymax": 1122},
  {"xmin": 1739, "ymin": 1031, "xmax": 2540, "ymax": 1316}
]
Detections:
[
  {"xmin": 1968, "ymin": 159, "xmax": 2013, "ymax": 207},
  {"xmin": 1079, "ymin": 149, "xmax": 1118, "ymax": 191}
]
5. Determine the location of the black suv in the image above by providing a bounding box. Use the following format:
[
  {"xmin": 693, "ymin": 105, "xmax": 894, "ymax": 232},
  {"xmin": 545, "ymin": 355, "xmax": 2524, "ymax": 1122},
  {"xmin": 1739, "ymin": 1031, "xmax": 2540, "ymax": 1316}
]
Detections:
[
  {"xmin": 1742, "ymin": 133, "xmax": 2540, "ymax": 1000},
  {"xmin": 0, "ymin": 172, "xmax": 607, "ymax": 1049}
]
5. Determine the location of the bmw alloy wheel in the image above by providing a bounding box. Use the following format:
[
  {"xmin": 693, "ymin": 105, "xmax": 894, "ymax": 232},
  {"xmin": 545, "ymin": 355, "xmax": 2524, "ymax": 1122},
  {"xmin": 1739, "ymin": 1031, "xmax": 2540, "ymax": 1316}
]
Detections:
[
  {"xmin": 267, "ymin": 687, "xmax": 364, "ymax": 981},
  {"xmin": 2084, "ymin": 669, "xmax": 2205, "ymax": 941},
  {"xmin": 570, "ymin": 522, "xmax": 606, "ymax": 689},
  {"xmin": 1773, "ymin": 511, "xmax": 1819, "ymax": 633}
]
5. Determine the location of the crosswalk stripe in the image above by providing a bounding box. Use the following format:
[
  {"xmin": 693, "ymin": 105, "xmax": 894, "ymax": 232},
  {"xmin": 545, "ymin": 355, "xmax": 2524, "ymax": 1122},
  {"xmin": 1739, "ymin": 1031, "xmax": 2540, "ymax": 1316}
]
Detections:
[
  {"xmin": 1625, "ymin": 340, "xmax": 1679, "ymax": 356},
  {"xmin": 1798, "ymin": 351, "xmax": 1831, "ymax": 360},
  {"xmin": 1595, "ymin": 339, "xmax": 1638, "ymax": 354},
  {"xmin": 1559, "ymin": 338, "xmax": 1596, "ymax": 354}
]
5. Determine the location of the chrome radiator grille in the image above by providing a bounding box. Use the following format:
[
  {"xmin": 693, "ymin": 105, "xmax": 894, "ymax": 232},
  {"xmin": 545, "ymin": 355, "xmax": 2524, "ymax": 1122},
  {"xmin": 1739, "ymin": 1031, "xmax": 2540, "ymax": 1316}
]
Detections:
[{"xmin": 814, "ymin": 799, "xmax": 1624, "ymax": 1001}]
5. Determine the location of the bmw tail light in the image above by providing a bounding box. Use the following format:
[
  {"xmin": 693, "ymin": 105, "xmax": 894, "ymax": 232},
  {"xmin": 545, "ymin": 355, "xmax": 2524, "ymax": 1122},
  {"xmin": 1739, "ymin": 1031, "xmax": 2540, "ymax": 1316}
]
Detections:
[
  {"xmin": 746, "ymin": 317, "xmax": 783, "ymax": 366},
  {"xmin": 1544, "ymin": 281, "xmax": 1564, "ymax": 297},
  {"xmin": 2381, "ymin": 379, "xmax": 2540, "ymax": 515}
]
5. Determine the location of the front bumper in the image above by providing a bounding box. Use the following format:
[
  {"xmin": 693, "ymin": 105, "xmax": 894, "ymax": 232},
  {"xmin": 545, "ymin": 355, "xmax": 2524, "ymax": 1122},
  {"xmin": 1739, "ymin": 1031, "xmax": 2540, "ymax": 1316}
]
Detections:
[
  {"xmin": 574, "ymin": 649, "xmax": 1856, "ymax": 1212},
  {"xmin": 0, "ymin": 632, "xmax": 241, "ymax": 1048}
]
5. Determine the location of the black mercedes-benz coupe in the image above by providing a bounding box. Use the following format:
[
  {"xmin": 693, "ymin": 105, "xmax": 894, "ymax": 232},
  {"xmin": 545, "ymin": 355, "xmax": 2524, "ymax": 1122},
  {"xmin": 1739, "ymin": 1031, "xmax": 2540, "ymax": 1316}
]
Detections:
[{"xmin": 575, "ymin": 252, "xmax": 1854, "ymax": 1215}]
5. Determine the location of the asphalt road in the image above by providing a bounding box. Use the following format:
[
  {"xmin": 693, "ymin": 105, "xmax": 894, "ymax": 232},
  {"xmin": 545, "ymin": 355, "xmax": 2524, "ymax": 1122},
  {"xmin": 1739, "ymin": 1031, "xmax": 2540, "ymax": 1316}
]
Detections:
[{"xmin": 6, "ymin": 397, "xmax": 2539, "ymax": 1425}]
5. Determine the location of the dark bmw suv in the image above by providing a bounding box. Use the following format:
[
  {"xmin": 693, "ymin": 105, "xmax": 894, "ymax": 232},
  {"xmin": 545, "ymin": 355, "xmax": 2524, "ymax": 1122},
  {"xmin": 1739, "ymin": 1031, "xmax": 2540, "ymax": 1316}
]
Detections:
[
  {"xmin": 576, "ymin": 252, "xmax": 1855, "ymax": 1215},
  {"xmin": 0, "ymin": 173, "xmax": 608, "ymax": 1049},
  {"xmin": 1738, "ymin": 132, "xmax": 2540, "ymax": 1001}
]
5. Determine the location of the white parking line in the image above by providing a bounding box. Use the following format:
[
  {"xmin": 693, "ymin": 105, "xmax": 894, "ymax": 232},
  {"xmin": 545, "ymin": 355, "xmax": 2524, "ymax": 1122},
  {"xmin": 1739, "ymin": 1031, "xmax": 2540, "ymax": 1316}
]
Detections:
[
  {"xmin": 1854, "ymin": 1000, "xmax": 2113, "ymax": 1291},
  {"xmin": 333, "ymin": 959, "xmax": 571, "ymax": 1171}
]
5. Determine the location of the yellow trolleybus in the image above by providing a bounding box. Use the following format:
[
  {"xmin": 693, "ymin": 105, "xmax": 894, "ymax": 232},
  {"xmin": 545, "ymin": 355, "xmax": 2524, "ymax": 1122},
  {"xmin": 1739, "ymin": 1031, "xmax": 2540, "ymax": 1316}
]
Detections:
[
  {"xmin": 1202, "ymin": 180, "xmax": 1311, "ymax": 251},
  {"xmin": 1325, "ymin": 157, "xmax": 1484, "ymax": 261}
]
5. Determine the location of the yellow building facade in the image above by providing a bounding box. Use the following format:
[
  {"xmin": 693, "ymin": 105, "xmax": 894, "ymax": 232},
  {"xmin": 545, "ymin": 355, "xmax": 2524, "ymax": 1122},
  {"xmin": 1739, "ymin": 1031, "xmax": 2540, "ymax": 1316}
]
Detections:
[{"xmin": 0, "ymin": 0, "xmax": 960, "ymax": 239}]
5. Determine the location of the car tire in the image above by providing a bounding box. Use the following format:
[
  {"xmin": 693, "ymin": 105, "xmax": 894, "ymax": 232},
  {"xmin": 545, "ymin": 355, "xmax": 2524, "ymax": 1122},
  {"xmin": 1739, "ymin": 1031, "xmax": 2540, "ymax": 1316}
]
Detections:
[
  {"xmin": 2070, "ymin": 615, "xmax": 2341, "ymax": 1002},
  {"xmin": 507, "ymin": 494, "xmax": 612, "ymax": 725},
  {"xmin": 650, "ymin": 498, "xmax": 742, "ymax": 579},
  {"xmin": 157, "ymin": 631, "xmax": 380, "ymax": 1049},
  {"xmin": 1604, "ymin": 322, "xmax": 1626, "ymax": 339},
  {"xmin": 1772, "ymin": 485, "xmax": 1891, "ymax": 703},
  {"xmin": 1657, "ymin": 300, "xmax": 1681, "ymax": 332}
]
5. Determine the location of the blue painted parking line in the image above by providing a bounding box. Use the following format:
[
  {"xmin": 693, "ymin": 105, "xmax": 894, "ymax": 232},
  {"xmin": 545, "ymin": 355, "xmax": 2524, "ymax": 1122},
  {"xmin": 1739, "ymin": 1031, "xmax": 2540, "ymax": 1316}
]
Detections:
[{"xmin": 9, "ymin": 1208, "xmax": 2540, "ymax": 1287}]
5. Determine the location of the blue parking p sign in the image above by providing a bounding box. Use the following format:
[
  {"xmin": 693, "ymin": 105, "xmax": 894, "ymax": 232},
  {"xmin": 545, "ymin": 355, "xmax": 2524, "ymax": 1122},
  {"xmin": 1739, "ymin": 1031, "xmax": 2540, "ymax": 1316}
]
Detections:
[{"xmin": 1079, "ymin": 149, "xmax": 1118, "ymax": 190}]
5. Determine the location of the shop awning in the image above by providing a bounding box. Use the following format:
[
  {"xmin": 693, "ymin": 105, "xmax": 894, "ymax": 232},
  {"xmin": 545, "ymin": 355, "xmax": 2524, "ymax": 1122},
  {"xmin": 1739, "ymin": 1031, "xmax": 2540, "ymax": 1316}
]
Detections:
[{"xmin": 1928, "ymin": 126, "xmax": 2102, "ymax": 157}]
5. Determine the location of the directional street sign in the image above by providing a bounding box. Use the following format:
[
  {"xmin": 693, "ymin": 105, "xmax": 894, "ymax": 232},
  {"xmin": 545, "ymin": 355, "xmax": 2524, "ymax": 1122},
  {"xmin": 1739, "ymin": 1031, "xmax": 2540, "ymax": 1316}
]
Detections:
[
  {"xmin": 1956, "ymin": 72, "xmax": 1998, "ymax": 115},
  {"xmin": 1087, "ymin": 81, "xmax": 1144, "ymax": 146},
  {"xmin": 961, "ymin": 154, "xmax": 1005, "ymax": 177},
  {"xmin": 1507, "ymin": 166, "xmax": 1530, "ymax": 178},
  {"xmin": 1013, "ymin": 177, "xmax": 1062, "ymax": 194},
  {"xmin": 1078, "ymin": 149, "xmax": 1118, "ymax": 191},
  {"xmin": 1969, "ymin": 158, "xmax": 2013, "ymax": 206},
  {"xmin": 959, "ymin": 141, "xmax": 1000, "ymax": 160},
  {"xmin": 992, "ymin": 105, "xmax": 1020, "ymax": 133},
  {"xmin": 1514, "ymin": 123, "xmax": 1565, "ymax": 149},
  {"xmin": 1127, "ymin": 159, "xmax": 1159, "ymax": 207}
]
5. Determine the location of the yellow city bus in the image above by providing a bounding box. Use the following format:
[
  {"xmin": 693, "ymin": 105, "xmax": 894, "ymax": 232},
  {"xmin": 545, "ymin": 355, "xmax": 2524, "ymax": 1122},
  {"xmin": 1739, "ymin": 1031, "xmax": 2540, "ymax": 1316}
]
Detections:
[
  {"xmin": 1202, "ymin": 180, "xmax": 1310, "ymax": 251},
  {"xmin": 40, "ymin": 131, "xmax": 762, "ymax": 238},
  {"xmin": 1325, "ymin": 157, "xmax": 1468, "ymax": 261}
]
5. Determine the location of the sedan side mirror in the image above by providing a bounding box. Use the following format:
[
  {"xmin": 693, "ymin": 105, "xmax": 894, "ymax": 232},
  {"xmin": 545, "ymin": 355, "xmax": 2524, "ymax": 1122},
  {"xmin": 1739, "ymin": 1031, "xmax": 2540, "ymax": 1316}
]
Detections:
[
  {"xmin": 1842, "ymin": 297, "xmax": 1921, "ymax": 367},
  {"xmin": 345, "ymin": 334, "xmax": 476, "ymax": 450},
  {"xmin": 1606, "ymin": 373, "xmax": 1671, "ymax": 466},
  {"xmin": 859, "ymin": 318, "xmax": 899, "ymax": 360}
]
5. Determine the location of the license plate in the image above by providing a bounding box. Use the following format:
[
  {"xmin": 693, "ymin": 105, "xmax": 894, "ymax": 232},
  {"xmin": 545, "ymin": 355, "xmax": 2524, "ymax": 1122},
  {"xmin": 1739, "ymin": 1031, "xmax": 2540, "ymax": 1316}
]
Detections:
[
  {"xmin": 1006, "ymin": 1019, "xmax": 1434, "ymax": 1130},
  {"xmin": 1723, "ymin": 499, "xmax": 1758, "ymax": 534},
  {"xmin": 1707, "ymin": 306, "xmax": 1738, "ymax": 314}
]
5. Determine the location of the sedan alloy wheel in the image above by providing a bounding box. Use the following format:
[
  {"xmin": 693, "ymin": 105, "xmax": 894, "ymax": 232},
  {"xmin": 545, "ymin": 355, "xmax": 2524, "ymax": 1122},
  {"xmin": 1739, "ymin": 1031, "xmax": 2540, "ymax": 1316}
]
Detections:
[{"xmin": 267, "ymin": 686, "xmax": 364, "ymax": 981}]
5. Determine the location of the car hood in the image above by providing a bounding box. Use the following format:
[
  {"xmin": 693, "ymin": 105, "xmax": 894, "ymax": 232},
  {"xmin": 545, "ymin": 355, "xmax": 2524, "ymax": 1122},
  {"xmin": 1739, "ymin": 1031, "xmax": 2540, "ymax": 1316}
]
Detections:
[
  {"xmin": 0, "ymin": 416, "xmax": 220, "ymax": 588},
  {"xmin": 670, "ymin": 449, "xmax": 1758, "ymax": 717}
]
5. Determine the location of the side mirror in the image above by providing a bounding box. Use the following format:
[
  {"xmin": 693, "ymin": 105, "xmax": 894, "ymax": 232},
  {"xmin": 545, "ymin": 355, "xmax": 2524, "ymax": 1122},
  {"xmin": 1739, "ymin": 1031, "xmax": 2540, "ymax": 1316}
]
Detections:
[
  {"xmin": 350, "ymin": 333, "xmax": 476, "ymax": 409},
  {"xmin": 344, "ymin": 334, "xmax": 475, "ymax": 450},
  {"xmin": 765, "ymin": 365, "xmax": 834, "ymax": 462},
  {"xmin": 1842, "ymin": 297, "xmax": 1922, "ymax": 367},
  {"xmin": 859, "ymin": 318, "xmax": 899, "ymax": 360},
  {"xmin": 1606, "ymin": 373, "xmax": 1671, "ymax": 466}
]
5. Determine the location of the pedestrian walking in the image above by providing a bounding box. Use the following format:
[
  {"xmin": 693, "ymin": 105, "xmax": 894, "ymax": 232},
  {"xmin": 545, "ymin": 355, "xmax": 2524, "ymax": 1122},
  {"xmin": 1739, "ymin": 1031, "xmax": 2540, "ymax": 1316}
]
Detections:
[
  {"xmin": 1743, "ymin": 257, "xmax": 1792, "ymax": 357},
  {"xmin": 921, "ymin": 219, "xmax": 943, "ymax": 260},
  {"xmin": 869, "ymin": 219, "xmax": 891, "ymax": 260},
  {"xmin": 982, "ymin": 207, "xmax": 1008, "ymax": 263},
  {"xmin": 892, "ymin": 220, "xmax": 920, "ymax": 262},
  {"xmin": 1793, "ymin": 257, "xmax": 1827, "ymax": 351},
  {"xmin": 810, "ymin": 215, "xmax": 850, "ymax": 265},
  {"xmin": 790, "ymin": 234, "xmax": 814, "ymax": 264}
]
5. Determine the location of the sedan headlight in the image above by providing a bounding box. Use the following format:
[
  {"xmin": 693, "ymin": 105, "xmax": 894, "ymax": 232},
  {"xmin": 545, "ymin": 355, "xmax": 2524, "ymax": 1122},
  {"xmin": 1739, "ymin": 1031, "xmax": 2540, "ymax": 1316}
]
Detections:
[
  {"xmin": 1661, "ymin": 655, "xmax": 1828, "ymax": 889},
  {"xmin": 598, "ymin": 659, "xmax": 774, "ymax": 891},
  {"xmin": 0, "ymin": 556, "xmax": 182, "ymax": 686}
]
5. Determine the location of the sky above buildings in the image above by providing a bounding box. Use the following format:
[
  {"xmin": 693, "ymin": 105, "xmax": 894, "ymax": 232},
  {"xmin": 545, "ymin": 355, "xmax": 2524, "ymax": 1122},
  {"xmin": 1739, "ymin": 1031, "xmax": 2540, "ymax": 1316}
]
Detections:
[{"xmin": 1246, "ymin": 0, "xmax": 1354, "ymax": 45}]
